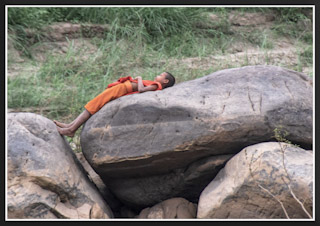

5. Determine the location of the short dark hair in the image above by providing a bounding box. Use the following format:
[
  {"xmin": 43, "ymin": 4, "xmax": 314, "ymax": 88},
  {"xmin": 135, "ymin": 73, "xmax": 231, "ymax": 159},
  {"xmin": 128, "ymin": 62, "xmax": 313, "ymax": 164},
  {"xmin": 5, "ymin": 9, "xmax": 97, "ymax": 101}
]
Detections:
[{"xmin": 164, "ymin": 72, "xmax": 175, "ymax": 88}]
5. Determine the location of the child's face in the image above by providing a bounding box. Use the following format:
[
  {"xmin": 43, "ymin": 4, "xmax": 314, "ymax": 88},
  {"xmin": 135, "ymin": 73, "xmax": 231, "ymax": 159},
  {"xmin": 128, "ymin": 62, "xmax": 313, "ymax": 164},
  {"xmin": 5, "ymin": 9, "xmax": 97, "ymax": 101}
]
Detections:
[{"xmin": 154, "ymin": 72, "xmax": 168, "ymax": 84}]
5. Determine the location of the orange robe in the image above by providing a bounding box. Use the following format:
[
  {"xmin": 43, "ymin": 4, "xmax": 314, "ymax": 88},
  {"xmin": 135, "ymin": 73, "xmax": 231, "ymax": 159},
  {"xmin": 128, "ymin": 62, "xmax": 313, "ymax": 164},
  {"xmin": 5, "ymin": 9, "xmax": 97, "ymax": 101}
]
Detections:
[{"xmin": 84, "ymin": 76, "xmax": 162, "ymax": 115}]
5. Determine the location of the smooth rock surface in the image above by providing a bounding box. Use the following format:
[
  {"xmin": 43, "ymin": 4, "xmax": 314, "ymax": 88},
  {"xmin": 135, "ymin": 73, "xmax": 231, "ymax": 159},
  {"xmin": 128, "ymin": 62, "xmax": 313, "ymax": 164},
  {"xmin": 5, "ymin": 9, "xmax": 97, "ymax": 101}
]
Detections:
[
  {"xmin": 197, "ymin": 142, "xmax": 313, "ymax": 219},
  {"xmin": 137, "ymin": 198, "xmax": 197, "ymax": 219},
  {"xmin": 7, "ymin": 113, "xmax": 113, "ymax": 219}
]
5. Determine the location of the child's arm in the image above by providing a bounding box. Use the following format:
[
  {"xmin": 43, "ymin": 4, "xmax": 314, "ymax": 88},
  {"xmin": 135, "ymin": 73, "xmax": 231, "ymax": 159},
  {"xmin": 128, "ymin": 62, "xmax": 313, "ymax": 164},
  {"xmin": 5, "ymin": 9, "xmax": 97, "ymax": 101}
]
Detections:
[{"xmin": 135, "ymin": 76, "xmax": 158, "ymax": 93}]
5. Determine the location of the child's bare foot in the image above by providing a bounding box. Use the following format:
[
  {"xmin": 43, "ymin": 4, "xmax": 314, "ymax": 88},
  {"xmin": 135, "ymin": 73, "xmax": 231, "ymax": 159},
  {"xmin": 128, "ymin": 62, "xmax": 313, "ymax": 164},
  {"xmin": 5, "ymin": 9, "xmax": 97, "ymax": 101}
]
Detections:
[
  {"xmin": 54, "ymin": 120, "xmax": 71, "ymax": 128},
  {"xmin": 56, "ymin": 126, "xmax": 75, "ymax": 137}
]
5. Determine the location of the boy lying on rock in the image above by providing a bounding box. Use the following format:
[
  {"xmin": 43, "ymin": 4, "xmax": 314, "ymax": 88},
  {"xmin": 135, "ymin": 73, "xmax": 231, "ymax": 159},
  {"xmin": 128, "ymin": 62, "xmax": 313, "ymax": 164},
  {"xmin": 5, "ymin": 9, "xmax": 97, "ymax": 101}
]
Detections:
[{"xmin": 54, "ymin": 72, "xmax": 175, "ymax": 137}]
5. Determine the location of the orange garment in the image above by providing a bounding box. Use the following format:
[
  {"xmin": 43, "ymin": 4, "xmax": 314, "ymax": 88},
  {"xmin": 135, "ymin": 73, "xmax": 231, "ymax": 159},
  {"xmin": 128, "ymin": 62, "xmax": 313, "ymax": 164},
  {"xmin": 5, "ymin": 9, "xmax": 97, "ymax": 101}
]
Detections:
[
  {"xmin": 107, "ymin": 76, "xmax": 162, "ymax": 95},
  {"xmin": 85, "ymin": 77, "xmax": 162, "ymax": 115}
]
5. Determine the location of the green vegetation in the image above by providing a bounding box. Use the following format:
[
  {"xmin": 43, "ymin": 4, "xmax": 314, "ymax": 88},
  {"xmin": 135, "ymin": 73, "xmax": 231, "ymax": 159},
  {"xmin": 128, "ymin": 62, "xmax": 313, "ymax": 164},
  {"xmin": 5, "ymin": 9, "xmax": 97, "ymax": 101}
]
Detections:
[
  {"xmin": 7, "ymin": 7, "xmax": 313, "ymax": 125},
  {"xmin": 273, "ymin": 126, "xmax": 292, "ymax": 144}
]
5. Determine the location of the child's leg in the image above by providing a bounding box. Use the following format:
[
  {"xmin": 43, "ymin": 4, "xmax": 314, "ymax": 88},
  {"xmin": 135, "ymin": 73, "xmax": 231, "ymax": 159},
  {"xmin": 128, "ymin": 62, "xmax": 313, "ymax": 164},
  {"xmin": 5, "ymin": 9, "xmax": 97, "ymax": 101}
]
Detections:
[
  {"xmin": 56, "ymin": 109, "xmax": 91, "ymax": 137},
  {"xmin": 84, "ymin": 81, "xmax": 131, "ymax": 115},
  {"xmin": 55, "ymin": 81, "xmax": 131, "ymax": 137},
  {"xmin": 53, "ymin": 119, "xmax": 75, "ymax": 128}
]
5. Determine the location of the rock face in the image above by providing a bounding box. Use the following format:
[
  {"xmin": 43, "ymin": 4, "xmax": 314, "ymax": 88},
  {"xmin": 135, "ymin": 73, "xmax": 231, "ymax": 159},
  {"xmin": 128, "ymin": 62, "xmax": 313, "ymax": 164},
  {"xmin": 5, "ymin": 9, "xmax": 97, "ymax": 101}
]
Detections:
[
  {"xmin": 137, "ymin": 198, "xmax": 197, "ymax": 219},
  {"xmin": 7, "ymin": 113, "xmax": 113, "ymax": 219},
  {"xmin": 106, "ymin": 155, "xmax": 232, "ymax": 209},
  {"xmin": 197, "ymin": 142, "xmax": 313, "ymax": 219},
  {"xmin": 75, "ymin": 152, "xmax": 122, "ymax": 211},
  {"xmin": 80, "ymin": 65, "xmax": 312, "ymax": 208}
]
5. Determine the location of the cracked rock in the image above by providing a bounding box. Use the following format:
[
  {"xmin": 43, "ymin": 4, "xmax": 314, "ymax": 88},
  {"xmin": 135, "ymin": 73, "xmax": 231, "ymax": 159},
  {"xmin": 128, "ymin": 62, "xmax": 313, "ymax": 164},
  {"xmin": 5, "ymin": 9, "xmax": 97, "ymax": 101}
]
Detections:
[{"xmin": 197, "ymin": 142, "xmax": 313, "ymax": 219}]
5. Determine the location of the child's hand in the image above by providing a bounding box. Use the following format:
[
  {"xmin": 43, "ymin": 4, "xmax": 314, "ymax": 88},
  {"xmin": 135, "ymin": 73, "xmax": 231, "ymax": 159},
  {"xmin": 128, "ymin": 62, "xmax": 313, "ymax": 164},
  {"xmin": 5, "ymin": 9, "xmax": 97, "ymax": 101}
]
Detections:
[{"xmin": 135, "ymin": 76, "xmax": 142, "ymax": 80}]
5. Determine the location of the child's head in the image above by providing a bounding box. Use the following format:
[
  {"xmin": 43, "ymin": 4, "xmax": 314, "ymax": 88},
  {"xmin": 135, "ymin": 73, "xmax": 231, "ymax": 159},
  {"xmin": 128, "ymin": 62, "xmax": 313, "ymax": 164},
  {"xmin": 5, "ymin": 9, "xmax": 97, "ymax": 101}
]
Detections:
[
  {"xmin": 155, "ymin": 72, "xmax": 175, "ymax": 89},
  {"xmin": 164, "ymin": 72, "xmax": 175, "ymax": 88}
]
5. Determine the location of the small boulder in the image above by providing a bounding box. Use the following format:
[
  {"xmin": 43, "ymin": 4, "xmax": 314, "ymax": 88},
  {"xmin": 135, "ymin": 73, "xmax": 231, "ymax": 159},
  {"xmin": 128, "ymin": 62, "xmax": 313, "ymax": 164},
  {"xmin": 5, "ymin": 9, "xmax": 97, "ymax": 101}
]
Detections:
[
  {"xmin": 197, "ymin": 142, "xmax": 313, "ymax": 219},
  {"xmin": 137, "ymin": 198, "xmax": 197, "ymax": 219},
  {"xmin": 7, "ymin": 113, "xmax": 113, "ymax": 219}
]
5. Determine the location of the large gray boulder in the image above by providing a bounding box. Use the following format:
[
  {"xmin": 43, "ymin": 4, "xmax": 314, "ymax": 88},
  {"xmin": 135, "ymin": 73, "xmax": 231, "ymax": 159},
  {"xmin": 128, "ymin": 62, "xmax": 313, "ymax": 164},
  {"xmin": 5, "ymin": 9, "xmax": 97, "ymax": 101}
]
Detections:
[
  {"xmin": 7, "ymin": 113, "xmax": 113, "ymax": 219},
  {"xmin": 80, "ymin": 65, "xmax": 312, "ymax": 208},
  {"xmin": 197, "ymin": 142, "xmax": 313, "ymax": 219}
]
